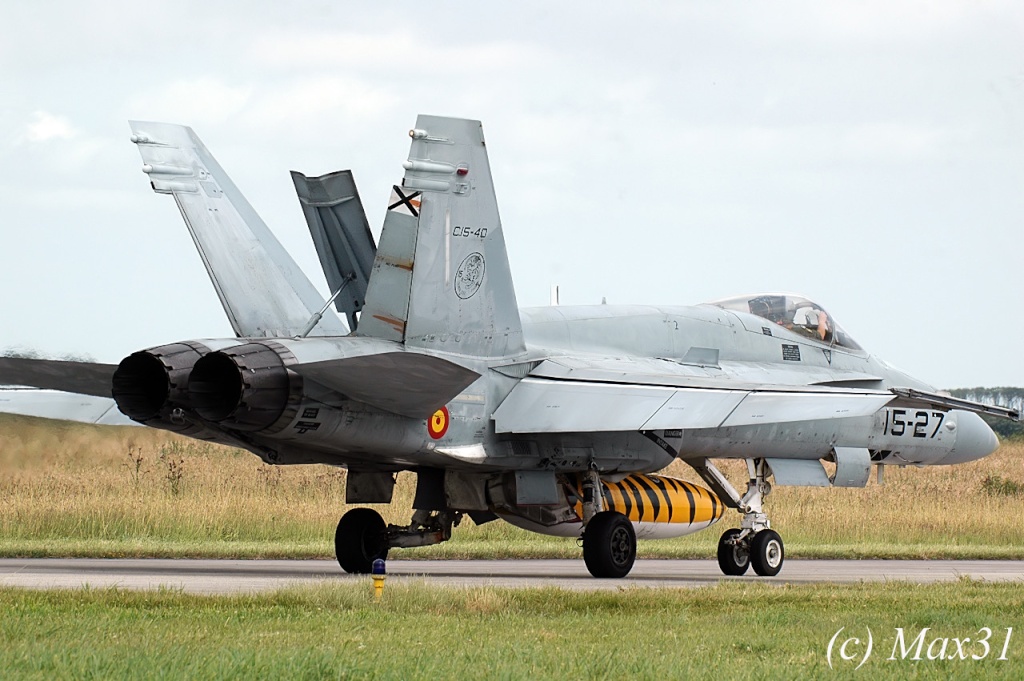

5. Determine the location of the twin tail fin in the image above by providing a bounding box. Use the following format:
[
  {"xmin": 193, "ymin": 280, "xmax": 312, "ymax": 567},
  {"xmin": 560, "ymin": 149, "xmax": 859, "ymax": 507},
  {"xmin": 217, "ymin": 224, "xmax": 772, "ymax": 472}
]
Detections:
[{"xmin": 358, "ymin": 116, "xmax": 526, "ymax": 359}]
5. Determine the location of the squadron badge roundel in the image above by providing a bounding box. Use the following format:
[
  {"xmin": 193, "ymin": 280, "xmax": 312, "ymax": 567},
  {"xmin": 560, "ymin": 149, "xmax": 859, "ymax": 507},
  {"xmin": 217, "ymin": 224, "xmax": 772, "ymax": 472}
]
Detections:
[
  {"xmin": 428, "ymin": 406, "xmax": 450, "ymax": 440},
  {"xmin": 454, "ymin": 252, "xmax": 486, "ymax": 299}
]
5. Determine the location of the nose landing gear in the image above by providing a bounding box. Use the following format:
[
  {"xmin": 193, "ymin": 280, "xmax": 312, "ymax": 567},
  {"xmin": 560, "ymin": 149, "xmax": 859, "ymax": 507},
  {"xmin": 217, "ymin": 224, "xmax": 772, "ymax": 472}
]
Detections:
[
  {"xmin": 717, "ymin": 527, "xmax": 750, "ymax": 575},
  {"xmin": 714, "ymin": 458, "xmax": 785, "ymax": 577}
]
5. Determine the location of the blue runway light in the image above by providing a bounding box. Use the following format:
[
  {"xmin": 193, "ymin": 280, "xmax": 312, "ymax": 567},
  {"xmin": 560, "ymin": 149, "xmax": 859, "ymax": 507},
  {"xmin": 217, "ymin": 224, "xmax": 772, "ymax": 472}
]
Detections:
[{"xmin": 371, "ymin": 558, "xmax": 386, "ymax": 602}]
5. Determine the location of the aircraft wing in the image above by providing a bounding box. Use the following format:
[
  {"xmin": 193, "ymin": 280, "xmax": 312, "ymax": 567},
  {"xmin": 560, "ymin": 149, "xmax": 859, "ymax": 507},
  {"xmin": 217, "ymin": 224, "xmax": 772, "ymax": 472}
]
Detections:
[
  {"xmin": 0, "ymin": 356, "xmax": 116, "ymax": 397},
  {"xmin": 0, "ymin": 388, "xmax": 132, "ymax": 425},
  {"xmin": 492, "ymin": 377, "xmax": 895, "ymax": 433},
  {"xmin": 495, "ymin": 356, "xmax": 1022, "ymax": 433},
  {"xmin": 0, "ymin": 357, "xmax": 130, "ymax": 425}
]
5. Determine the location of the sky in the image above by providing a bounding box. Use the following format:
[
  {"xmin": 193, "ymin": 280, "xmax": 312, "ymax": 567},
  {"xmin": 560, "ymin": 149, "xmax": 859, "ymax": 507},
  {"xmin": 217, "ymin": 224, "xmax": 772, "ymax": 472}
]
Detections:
[{"xmin": 1, "ymin": 1, "xmax": 1021, "ymax": 389}]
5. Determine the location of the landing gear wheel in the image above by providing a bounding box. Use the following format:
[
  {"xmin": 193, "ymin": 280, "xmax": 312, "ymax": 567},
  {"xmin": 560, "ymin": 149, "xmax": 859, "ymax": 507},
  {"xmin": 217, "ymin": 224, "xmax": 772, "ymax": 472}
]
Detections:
[
  {"xmin": 750, "ymin": 529, "xmax": 784, "ymax": 577},
  {"xmin": 335, "ymin": 508, "xmax": 389, "ymax": 574},
  {"xmin": 582, "ymin": 511, "xmax": 636, "ymax": 578},
  {"xmin": 717, "ymin": 528, "xmax": 750, "ymax": 576}
]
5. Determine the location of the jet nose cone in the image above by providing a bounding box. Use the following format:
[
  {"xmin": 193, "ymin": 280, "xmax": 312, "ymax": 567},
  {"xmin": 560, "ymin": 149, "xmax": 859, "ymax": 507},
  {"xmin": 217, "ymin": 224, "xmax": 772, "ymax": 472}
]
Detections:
[{"xmin": 940, "ymin": 411, "xmax": 999, "ymax": 464}]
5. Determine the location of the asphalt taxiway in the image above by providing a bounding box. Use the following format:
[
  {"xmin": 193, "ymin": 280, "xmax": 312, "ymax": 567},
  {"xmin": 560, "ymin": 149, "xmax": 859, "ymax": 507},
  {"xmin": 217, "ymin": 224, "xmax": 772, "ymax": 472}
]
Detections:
[{"xmin": 1, "ymin": 558, "xmax": 1021, "ymax": 594}]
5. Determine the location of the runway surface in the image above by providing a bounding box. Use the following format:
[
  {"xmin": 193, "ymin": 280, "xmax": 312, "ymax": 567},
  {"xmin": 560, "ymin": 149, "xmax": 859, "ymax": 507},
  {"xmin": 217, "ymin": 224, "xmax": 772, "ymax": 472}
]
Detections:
[{"xmin": 1, "ymin": 558, "xmax": 1022, "ymax": 594}]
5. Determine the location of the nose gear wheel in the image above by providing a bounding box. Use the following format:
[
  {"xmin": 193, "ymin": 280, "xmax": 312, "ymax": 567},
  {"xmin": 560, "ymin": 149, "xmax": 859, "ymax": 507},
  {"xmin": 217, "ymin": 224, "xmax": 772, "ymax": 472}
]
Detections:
[
  {"xmin": 717, "ymin": 527, "xmax": 750, "ymax": 576},
  {"xmin": 750, "ymin": 529, "xmax": 784, "ymax": 576}
]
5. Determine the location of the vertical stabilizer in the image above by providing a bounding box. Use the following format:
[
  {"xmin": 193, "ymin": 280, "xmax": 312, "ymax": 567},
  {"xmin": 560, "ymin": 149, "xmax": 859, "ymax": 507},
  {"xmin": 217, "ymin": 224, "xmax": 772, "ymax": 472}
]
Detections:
[
  {"xmin": 291, "ymin": 170, "xmax": 376, "ymax": 330},
  {"xmin": 358, "ymin": 116, "xmax": 526, "ymax": 359},
  {"xmin": 129, "ymin": 121, "xmax": 347, "ymax": 338}
]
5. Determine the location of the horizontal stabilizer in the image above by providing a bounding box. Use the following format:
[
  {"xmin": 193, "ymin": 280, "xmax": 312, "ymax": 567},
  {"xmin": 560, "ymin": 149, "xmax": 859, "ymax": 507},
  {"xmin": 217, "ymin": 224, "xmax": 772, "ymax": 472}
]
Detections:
[
  {"xmin": 0, "ymin": 357, "xmax": 116, "ymax": 398},
  {"xmin": 291, "ymin": 170, "xmax": 377, "ymax": 331},
  {"xmin": 294, "ymin": 352, "xmax": 480, "ymax": 419},
  {"xmin": 0, "ymin": 389, "xmax": 132, "ymax": 426},
  {"xmin": 129, "ymin": 121, "xmax": 347, "ymax": 338},
  {"xmin": 492, "ymin": 377, "xmax": 895, "ymax": 434}
]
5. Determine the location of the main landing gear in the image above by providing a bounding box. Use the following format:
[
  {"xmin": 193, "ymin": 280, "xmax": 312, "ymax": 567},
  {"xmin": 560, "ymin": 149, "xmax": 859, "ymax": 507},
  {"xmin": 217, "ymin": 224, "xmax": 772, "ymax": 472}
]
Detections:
[
  {"xmin": 580, "ymin": 469, "xmax": 637, "ymax": 578},
  {"xmin": 583, "ymin": 511, "xmax": 636, "ymax": 578},
  {"xmin": 715, "ymin": 458, "xmax": 784, "ymax": 577},
  {"xmin": 334, "ymin": 507, "xmax": 461, "ymax": 573}
]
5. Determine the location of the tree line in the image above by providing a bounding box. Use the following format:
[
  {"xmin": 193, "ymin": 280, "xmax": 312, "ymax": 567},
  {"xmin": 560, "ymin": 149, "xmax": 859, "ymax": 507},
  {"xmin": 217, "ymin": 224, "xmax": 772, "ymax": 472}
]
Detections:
[{"xmin": 949, "ymin": 387, "xmax": 1024, "ymax": 440}]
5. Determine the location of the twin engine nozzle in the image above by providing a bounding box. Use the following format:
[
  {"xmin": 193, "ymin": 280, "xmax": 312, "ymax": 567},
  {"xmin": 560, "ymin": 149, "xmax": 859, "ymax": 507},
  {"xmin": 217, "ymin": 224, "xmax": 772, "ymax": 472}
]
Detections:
[{"xmin": 111, "ymin": 341, "xmax": 300, "ymax": 434}]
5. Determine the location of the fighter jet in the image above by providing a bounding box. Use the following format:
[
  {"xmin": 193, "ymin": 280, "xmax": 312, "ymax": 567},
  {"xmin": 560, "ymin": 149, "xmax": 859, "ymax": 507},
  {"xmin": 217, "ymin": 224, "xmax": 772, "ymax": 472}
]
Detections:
[{"xmin": 1, "ymin": 116, "xmax": 1018, "ymax": 579}]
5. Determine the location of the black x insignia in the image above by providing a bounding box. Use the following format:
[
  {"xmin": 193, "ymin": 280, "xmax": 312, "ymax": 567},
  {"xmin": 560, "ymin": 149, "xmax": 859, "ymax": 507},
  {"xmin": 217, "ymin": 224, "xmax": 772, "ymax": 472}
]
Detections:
[{"xmin": 388, "ymin": 185, "xmax": 422, "ymax": 217}]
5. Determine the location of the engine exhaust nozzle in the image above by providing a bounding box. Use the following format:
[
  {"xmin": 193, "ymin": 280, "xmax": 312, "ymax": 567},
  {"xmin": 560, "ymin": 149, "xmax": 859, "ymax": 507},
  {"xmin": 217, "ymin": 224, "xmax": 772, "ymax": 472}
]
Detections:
[
  {"xmin": 111, "ymin": 343, "xmax": 206, "ymax": 422},
  {"xmin": 188, "ymin": 343, "xmax": 297, "ymax": 432}
]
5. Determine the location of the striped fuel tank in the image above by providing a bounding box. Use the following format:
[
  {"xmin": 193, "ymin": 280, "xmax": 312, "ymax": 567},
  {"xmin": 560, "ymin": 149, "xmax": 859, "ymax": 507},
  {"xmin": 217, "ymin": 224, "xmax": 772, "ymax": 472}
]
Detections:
[{"xmin": 574, "ymin": 474, "xmax": 725, "ymax": 539}]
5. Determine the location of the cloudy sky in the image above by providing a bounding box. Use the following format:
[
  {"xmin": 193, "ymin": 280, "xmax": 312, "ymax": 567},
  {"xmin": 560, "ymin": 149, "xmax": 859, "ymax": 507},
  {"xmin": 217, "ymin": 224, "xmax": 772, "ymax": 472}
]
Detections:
[{"xmin": 1, "ymin": 1, "xmax": 1021, "ymax": 389}]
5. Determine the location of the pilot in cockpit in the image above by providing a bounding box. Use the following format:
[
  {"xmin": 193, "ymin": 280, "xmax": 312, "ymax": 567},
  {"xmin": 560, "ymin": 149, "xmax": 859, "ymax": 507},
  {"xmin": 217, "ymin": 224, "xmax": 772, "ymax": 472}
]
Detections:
[
  {"xmin": 710, "ymin": 294, "xmax": 859, "ymax": 350},
  {"xmin": 792, "ymin": 305, "xmax": 831, "ymax": 342}
]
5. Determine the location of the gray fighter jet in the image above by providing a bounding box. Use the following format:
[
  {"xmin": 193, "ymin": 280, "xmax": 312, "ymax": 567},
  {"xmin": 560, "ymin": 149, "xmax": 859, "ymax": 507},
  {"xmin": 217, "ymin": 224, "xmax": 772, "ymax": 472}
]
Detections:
[{"xmin": 2, "ymin": 116, "xmax": 1018, "ymax": 579}]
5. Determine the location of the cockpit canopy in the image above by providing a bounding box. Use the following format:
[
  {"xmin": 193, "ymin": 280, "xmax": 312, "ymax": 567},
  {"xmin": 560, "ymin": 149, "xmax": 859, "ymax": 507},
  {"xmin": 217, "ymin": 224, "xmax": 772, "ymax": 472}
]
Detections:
[{"xmin": 709, "ymin": 293, "xmax": 863, "ymax": 351}]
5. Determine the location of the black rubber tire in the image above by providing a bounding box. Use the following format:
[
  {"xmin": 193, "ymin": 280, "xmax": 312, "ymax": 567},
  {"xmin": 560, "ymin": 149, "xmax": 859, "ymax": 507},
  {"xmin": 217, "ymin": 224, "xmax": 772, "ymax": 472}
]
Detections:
[
  {"xmin": 750, "ymin": 529, "xmax": 784, "ymax": 577},
  {"xmin": 335, "ymin": 508, "xmax": 389, "ymax": 574},
  {"xmin": 717, "ymin": 528, "xmax": 750, "ymax": 576},
  {"xmin": 582, "ymin": 511, "xmax": 636, "ymax": 578}
]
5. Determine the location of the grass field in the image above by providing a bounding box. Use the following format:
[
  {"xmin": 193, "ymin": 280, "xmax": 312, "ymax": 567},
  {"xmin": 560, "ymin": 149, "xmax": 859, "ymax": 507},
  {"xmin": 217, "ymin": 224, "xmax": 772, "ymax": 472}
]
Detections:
[
  {"xmin": 1, "ymin": 581, "xmax": 1022, "ymax": 679},
  {"xmin": 2, "ymin": 413, "xmax": 1023, "ymax": 560}
]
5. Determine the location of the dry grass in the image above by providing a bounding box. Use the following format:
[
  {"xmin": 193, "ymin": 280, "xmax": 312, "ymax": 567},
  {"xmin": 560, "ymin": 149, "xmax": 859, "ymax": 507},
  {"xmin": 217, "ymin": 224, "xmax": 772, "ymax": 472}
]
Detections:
[
  {"xmin": 0, "ymin": 415, "xmax": 393, "ymax": 551},
  {"xmin": 1, "ymin": 413, "xmax": 1022, "ymax": 559}
]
